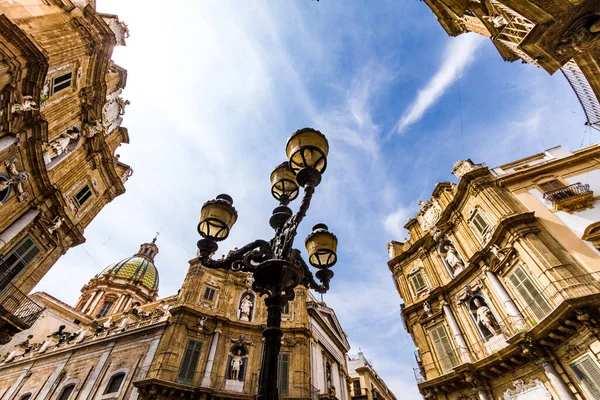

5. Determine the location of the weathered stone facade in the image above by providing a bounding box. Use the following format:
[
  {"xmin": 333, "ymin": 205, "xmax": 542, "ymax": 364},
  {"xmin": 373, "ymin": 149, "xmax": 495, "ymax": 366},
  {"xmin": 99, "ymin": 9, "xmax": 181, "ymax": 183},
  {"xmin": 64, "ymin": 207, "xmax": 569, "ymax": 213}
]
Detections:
[
  {"xmin": 0, "ymin": 240, "xmax": 360, "ymax": 400},
  {"xmin": 0, "ymin": 0, "xmax": 131, "ymax": 344},
  {"xmin": 389, "ymin": 144, "xmax": 600, "ymax": 399},
  {"xmin": 421, "ymin": 0, "xmax": 600, "ymax": 130}
]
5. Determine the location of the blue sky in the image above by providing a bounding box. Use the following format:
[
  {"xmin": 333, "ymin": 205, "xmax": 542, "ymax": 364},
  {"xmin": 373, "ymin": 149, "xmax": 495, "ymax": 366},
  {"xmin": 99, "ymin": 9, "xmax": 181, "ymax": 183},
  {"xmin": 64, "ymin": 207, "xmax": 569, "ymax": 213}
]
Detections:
[{"xmin": 34, "ymin": 1, "xmax": 595, "ymax": 398}]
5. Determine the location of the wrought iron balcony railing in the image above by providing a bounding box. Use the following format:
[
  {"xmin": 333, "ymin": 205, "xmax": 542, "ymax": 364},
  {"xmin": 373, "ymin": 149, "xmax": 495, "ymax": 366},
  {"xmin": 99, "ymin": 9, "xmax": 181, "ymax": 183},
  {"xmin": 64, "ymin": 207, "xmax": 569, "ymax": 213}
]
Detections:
[
  {"xmin": 543, "ymin": 182, "xmax": 592, "ymax": 204},
  {"xmin": 0, "ymin": 281, "xmax": 43, "ymax": 327}
]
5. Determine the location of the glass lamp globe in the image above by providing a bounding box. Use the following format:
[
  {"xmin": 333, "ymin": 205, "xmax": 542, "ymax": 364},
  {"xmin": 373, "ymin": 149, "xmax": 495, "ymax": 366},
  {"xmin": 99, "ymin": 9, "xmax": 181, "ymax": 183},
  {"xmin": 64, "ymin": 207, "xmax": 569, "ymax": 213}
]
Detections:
[
  {"xmin": 305, "ymin": 224, "xmax": 338, "ymax": 269},
  {"xmin": 197, "ymin": 194, "xmax": 238, "ymax": 241},
  {"xmin": 270, "ymin": 161, "xmax": 299, "ymax": 203}
]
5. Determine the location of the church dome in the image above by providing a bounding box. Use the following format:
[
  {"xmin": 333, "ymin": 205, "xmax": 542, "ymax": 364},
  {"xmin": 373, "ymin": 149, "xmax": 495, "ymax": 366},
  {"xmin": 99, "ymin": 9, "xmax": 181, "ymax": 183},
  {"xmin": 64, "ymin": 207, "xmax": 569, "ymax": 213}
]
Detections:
[{"xmin": 99, "ymin": 255, "xmax": 159, "ymax": 291}]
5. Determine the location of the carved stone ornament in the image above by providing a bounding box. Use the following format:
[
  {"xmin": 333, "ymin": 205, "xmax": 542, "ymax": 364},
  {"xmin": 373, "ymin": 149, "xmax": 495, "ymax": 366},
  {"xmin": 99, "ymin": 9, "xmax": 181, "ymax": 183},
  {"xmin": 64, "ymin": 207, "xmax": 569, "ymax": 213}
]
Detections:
[
  {"xmin": 503, "ymin": 379, "xmax": 551, "ymax": 400},
  {"xmin": 82, "ymin": 120, "xmax": 105, "ymax": 138},
  {"xmin": 556, "ymin": 14, "xmax": 600, "ymax": 56},
  {"xmin": 230, "ymin": 334, "xmax": 254, "ymax": 346},
  {"xmin": 452, "ymin": 159, "xmax": 483, "ymax": 179},
  {"xmin": 11, "ymin": 95, "xmax": 38, "ymax": 113},
  {"xmin": 416, "ymin": 198, "xmax": 443, "ymax": 232},
  {"xmin": 430, "ymin": 226, "xmax": 443, "ymax": 242}
]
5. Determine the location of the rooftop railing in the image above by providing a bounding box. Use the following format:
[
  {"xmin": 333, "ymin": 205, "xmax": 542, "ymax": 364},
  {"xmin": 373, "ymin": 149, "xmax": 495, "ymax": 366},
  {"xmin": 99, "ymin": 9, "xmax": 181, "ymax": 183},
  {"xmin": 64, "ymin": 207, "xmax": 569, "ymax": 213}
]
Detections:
[{"xmin": 0, "ymin": 281, "xmax": 43, "ymax": 327}]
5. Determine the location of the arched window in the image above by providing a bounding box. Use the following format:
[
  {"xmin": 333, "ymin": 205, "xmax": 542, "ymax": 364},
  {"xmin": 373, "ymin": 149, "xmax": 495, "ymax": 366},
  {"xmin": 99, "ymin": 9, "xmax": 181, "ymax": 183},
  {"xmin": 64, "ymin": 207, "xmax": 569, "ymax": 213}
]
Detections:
[
  {"xmin": 20, "ymin": 394, "xmax": 32, "ymax": 400},
  {"xmin": 58, "ymin": 384, "xmax": 75, "ymax": 400},
  {"xmin": 104, "ymin": 372, "xmax": 125, "ymax": 394}
]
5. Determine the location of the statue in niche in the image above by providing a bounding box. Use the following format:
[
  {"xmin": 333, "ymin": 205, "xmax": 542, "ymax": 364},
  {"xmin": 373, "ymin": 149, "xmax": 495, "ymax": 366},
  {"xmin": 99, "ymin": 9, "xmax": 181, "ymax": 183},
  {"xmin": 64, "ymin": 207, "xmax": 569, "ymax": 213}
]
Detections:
[
  {"xmin": 47, "ymin": 216, "xmax": 64, "ymax": 235},
  {"xmin": 469, "ymin": 297, "xmax": 499, "ymax": 338},
  {"xmin": 230, "ymin": 350, "xmax": 243, "ymax": 380},
  {"xmin": 238, "ymin": 293, "xmax": 254, "ymax": 322},
  {"xmin": 43, "ymin": 126, "xmax": 80, "ymax": 164},
  {"xmin": 226, "ymin": 345, "xmax": 248, "ymax": 381},
  {"xmin": 423, "ymin": 301, "xmax": 432, "ymax": 317},
  {"xmin": 490, "ymin": 244, "xmax": 506, "ymax": 261},
  {"xmin": 438, "ymin": 239, "xmax": 465, "ymax": 276},
  {"xmin": 11, "ymin": 96, "xmax": 38, "ymax": 113}
]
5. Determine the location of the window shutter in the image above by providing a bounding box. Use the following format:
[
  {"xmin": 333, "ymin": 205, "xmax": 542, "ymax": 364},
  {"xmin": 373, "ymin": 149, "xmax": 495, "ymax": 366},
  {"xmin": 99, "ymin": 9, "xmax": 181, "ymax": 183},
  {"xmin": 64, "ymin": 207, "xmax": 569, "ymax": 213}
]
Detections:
[
  {"xmin": 430, "ymin": 325, "xmax": 458, "ymax": 372},
  {"xmin": 472, "ymin": 213, "xmax": 489, "ymax": 234},
  {"xmin": 571, "ymin": 356, "xmax": 600, "ymax": 399},
  {"xmin": 411, "ymin": 272, "xmax": 426, "ymax": 293},
  {"xmin": 177, "ymin": 340, "xmax": 202, "ymax": 385},
  {"xmin": 0, "ymin": 236, "xmax": 40, "ymax": 289},
  {"xmin": 508, "ymin": 266, "xmax": 552, "ymax": 321},
  {"xmin": 278, "ymin": 353, "xmax": 290, "ymax": 396}
]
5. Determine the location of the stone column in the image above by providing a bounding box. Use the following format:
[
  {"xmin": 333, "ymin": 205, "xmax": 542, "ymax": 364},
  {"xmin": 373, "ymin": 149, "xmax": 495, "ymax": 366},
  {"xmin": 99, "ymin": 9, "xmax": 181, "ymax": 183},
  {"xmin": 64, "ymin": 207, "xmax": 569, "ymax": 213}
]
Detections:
[
  {"xmin": 484, "ymin": 268, "xmax": 520, "ymax": 318},
  {"xmin": 200, "ymin": 330, "xmax": 220, "ymax": 387},
  {"xmin": 114, "ymin": 294, "xmax": 126, "ymax": 314},
  {"xmin": 539, "ymin": 358, "xmax": 576, "ymax": 400},
  {"xmin": 81, "ymin": 290, "xmax": 98, "ymax": 313},
  {"xmin": 442, "ymin": 302, "xmax": 471, "ymax": 363},
  {"xmin": 87, "ymin": 290, "xmax": 105, "ymax": 316}
]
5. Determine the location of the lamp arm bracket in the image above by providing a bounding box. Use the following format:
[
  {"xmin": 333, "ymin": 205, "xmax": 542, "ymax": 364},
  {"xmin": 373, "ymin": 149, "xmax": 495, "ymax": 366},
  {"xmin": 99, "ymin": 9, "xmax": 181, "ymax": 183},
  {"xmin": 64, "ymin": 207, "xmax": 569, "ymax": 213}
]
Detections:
[
  {"xmin": 272, "ymin": 185, "xmax": 315, "ymax": 260},
  {"xmin": 200, "ymin": 239, "xmax": 273, "ymax": 271}
]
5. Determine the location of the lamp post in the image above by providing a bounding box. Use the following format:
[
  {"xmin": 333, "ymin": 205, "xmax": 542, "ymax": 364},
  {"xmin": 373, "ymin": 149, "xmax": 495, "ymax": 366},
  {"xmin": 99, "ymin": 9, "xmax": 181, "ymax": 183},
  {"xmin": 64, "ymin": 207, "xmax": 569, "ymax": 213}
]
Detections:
[{"xmin": 196, "ymin": 128, "xmax": 338, "ymax": 400}]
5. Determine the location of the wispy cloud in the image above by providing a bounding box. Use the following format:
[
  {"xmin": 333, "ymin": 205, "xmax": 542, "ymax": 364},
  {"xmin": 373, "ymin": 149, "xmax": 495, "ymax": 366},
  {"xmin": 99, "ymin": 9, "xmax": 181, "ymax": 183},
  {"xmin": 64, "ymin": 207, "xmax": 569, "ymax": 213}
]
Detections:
[
  {"xmin": 394, "ymin": 34, "xmax": 484, "ymax": 135},
  {"xmin": 383, "ymin": 204, "xmax": 415, "ymax": 239}
]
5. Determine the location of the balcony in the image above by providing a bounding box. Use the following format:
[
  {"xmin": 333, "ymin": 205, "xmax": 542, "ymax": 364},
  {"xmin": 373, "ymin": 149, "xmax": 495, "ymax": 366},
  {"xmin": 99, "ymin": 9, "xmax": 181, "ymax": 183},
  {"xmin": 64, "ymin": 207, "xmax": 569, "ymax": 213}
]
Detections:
[
  {"xmin": 417, "ymin": 272, "xmax": 600, "ymax": 383},
  {"xmin": 0, "ymin": 281, "xmax": 43, "ymax": 344},
  {"xmin": 543, "ymin": 182, "xmax": 593, "ymax": 212}
]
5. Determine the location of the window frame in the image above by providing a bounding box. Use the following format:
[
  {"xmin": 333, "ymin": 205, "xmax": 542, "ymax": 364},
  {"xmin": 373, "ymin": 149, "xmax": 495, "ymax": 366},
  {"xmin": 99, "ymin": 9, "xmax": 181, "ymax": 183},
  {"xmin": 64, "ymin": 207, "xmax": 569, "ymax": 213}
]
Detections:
[
  {"xmin": 428, "ymin": 323, "xmax": 459, "ymax": 373},
  {"xmin": 51, "ymin": 71, "xmax": 73, "ymax": 95},
  {"xmin": 98, "ymin": 301, "xmax": 113, "ymax": 317},
  {"xmin": 569, "ymin": 353, "xmax": 600, "ymax": 400},
  {"xmin": 506, "ymin": 265, "xmax": 552, "ymax": 323},
  {"xmin": 177, "ymin": 339, "xmax": 202, "ymax": 386},
  {"xmin": 0, "ymin": 235, "xmax": 41, "ymax": 289},
  {"xmin": 57, "ymin": 384, "xmax": 76, "ymax": 400},
  {"xmin": 468, "ymin": 207, "xmax": 492, "ymax": 240},
  {"xmin": 278, "ymin": 352, "xmax": 290, "ymax": 397},
  {"xmin": 102, "ymin": 371, "xmax": 127, "ymax": 396},
  {"xmin": 203, "ymin": 287, "xmax": 216, "ymax": 301},
  {"xmin": 73, "ymin": 185, "xmax": 93, "ymax": 207},
  {"xmin": 19, "ymin": 394, "xmax": 32, "ymax": 400}
]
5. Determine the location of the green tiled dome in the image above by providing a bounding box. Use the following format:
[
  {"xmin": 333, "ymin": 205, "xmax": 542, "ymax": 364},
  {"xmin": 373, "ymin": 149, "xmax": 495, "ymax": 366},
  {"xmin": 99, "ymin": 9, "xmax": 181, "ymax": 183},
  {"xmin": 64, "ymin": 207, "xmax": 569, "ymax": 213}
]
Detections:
[{"xmin": 100, "ymin": 256, "xmax": 159, "ymax": 290}]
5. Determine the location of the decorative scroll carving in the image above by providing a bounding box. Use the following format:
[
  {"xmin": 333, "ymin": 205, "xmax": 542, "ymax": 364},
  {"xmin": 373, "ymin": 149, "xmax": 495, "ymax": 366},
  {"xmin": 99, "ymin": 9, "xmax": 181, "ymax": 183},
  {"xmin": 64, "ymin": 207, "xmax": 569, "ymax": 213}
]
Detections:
[
  {"xmin": 417, "ymin": 198, "xmax": 442, "ymax": 232},
  {"xmin": 503, "ymin": 379, "xmax": 551, "ymax": 400}
]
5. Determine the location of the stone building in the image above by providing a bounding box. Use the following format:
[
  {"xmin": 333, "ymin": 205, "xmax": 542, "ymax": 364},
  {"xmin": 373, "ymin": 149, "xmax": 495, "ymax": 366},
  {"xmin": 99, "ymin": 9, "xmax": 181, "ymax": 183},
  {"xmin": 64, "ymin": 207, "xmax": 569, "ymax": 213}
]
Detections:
[
  {"xmin": 420, "ymin": 0, "xmax": 600, "ymax": 131},
  {"xmin": 0, "ymin": 0, "xmax": 132, "ymax": 345},
  {"xmin": 0, "ymin": 237, "xmax": 357, "ymax": 400},
  {"xmin": 388, "ymin": 144, "xmax": 600, "ymax": 399},
  {"xmin": 347, "ymin": 352, "xmax": 396, "ymax": 400}
]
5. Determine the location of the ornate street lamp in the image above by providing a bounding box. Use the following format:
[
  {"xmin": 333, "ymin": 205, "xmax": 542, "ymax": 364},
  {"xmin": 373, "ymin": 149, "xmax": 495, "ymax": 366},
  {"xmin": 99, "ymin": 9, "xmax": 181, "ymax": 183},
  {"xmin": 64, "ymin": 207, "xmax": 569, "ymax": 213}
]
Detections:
[{"xmin": 196, "ymin": 127, "xmax": 337, "ymax": 400}]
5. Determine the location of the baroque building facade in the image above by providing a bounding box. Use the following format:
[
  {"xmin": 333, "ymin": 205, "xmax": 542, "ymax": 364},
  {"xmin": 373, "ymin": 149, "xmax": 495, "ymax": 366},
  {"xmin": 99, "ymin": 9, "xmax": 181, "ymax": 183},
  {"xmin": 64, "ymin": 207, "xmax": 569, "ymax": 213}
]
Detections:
[
  {"xmin": 0, "ymin": 0, "xmax": 131, "ymax": 345},
  {"xmin": 0, "ymin": 237, "xmax": 364, "ymax": 400},
  {"xmin": 421, "ymin": 0, "xmax": 600, "ymax": 131},
  {"xmin": 388, "ymin": 144, "xmax": 600, "ymax": 399}
]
